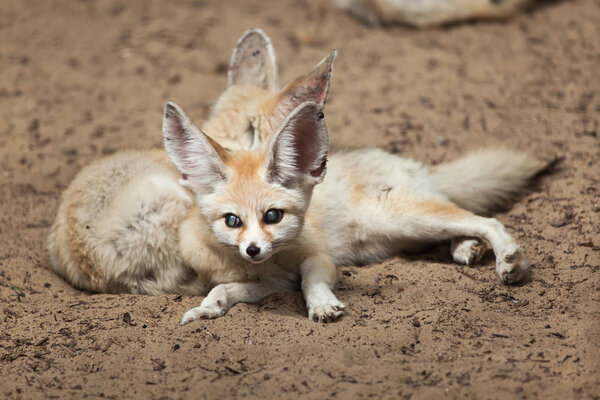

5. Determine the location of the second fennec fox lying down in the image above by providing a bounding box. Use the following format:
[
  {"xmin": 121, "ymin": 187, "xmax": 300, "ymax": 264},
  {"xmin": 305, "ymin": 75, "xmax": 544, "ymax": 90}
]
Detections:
[{"xmin": 48, "ymin": 30, "xmax": 545, "ymax": 324}]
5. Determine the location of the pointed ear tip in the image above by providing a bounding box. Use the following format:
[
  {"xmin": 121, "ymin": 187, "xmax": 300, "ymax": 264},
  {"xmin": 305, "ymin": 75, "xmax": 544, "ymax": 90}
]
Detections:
[
  {"xmin": 163, "ymin": 102, "xmax": 182, "ymax": 118},
  {"xmin": 239, "ymin": 28, "xmax": 271, "ymax": 44},
  {"xmin": 249, "ymin": 27, "xmax": 268, "ymax": 36},
  {"xmin": 164, "ymin": 101, "xmax": 178, "ymax": 111},
  {"xmin": 328, "ymin": 50, "xmax": 337, "ymax": 68},
  {"xmin": 163, "ymin": 103, "xmax": 174, "ymax": 118},
  {"xmin": 316, "ymin": 50, "xmax": 337, "ymax": 70},
  {"xmin": 322, "ymin": 49, "xmax": 337, "ymax": 62}
]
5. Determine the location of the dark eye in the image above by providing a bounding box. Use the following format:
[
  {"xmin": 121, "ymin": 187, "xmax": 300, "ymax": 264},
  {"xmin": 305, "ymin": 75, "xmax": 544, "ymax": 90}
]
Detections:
[
  {"xmin": 224, "ymin": 213, "xmax": 242, "ymax": 228},
  {"xmin": 263, "ymin": 209, "xmax": 284, "ymax": 224}
]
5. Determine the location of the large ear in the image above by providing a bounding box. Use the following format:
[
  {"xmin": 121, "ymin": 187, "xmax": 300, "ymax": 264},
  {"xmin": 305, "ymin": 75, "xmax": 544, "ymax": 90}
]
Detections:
[
  {"xmin": 163, "ymin": 102, "xmax": 228, "ymax": 194},
  {"xmin": 228, "ymin": 28, "xmax": 278, "ymax": 91},
  {"xmin": 272, "ymin": 50, "xmax": 336, "ymax": 123},
  {"xmin": 265, "ymin": 102, "xmax": 329, "ymax": 188}
]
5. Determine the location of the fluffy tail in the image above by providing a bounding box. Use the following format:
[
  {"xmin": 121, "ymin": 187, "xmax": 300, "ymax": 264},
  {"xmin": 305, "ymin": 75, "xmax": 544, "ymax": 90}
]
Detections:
[{"xmin": 431, "ymin": 149, "xmax": 547, "ymax": 215}]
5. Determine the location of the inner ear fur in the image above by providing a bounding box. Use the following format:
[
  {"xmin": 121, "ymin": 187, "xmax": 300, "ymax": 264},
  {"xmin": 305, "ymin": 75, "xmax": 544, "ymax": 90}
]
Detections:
[
  {"xmin": 277, "ymin": 50, "xmax": 336, "ymax": 111},
  {"xmin": 265, "ymin": 101, "xmax": 329, "ymax": 187},
  {"xmin": 162, "ymin": 102, "xmax": 228, "ymax": 192}
]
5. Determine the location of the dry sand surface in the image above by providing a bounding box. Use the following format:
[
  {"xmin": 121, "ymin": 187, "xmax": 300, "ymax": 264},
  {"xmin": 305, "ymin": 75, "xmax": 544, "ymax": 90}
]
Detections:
[{"xmin": 1, "ymin": 0, "xmax": 599, "ymax": 398}]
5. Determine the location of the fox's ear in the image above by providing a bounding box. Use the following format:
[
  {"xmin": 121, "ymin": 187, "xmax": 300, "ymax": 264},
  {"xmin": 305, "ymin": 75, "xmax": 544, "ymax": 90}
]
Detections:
[
  {"xmin": 265, "ymin": 102, "xmax": 329, "ymax": 187},
  {"xmin": 228, "ymin": 29, "xmax": 278, "ymax": 91},
  {"xmin": 163, "ymin": 102, "xmax": 228, "ymax": 194},
  {"xmin": 272, "ymin": 50, "xmax": 336, "ymax": 123}
]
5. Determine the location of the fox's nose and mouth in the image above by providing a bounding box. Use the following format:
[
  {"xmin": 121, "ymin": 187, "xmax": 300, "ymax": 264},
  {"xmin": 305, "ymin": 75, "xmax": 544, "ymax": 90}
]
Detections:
[
  {"xmin": 242, "ymin": 243, "xmax": 269, "ymax": 263},
  {"xmin": 246, "ymin": 244, "xmax": 261, "ymax": 258}
]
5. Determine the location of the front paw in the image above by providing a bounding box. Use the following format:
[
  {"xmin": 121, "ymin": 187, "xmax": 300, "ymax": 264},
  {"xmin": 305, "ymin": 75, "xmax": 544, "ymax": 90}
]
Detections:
[
  {"xmin": 496, "ymin": 247, "xmax": 529, "ymax": 285},
  {"xmin": 307, "ymin": 298, "xmax": 346, "ymax": 323},
  {"xmin": 180, "ymin": 298, "xmax": 227, "ymax": 325}
]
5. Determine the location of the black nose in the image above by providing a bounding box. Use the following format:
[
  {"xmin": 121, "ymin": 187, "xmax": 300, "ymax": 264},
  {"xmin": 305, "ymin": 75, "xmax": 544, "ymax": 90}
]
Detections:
[{"xmin": 246, "ymin": 245, "xmax": 260, "ymax": 258}]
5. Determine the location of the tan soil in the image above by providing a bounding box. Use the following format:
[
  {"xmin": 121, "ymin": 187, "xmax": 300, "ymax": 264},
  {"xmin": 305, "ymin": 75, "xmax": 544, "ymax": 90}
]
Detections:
[{"xmin": 1, "ymin": 0, "xmax": 599, "ymax": 399}]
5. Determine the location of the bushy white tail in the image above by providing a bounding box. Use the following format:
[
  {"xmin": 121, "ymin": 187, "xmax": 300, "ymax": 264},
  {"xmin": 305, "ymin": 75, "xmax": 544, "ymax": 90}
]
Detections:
[{"xmin": 432, "ymin": 149, "xmax": 546, "ymax": 215}]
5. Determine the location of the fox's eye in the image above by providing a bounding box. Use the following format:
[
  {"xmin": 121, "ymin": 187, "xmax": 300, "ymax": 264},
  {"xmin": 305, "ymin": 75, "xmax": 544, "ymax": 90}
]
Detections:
[
  {"xmin": 224, "ymin": 213, "xmax": 242, "ymax": 228},
  {"xmin": 263, "ymin": 209, "xmax": 284, "ymax": 224}
]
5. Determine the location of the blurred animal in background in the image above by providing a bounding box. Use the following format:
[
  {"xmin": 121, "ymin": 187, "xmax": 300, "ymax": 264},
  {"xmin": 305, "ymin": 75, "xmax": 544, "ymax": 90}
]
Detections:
[{"xmin": 334, "ymin": 0, "xmax": 533, "ymax": 27}]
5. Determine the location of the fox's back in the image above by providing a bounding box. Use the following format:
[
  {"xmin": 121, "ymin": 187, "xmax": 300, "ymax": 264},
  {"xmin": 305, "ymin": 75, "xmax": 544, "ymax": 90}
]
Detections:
[
  {"xmin": 57, "ymin": 150, "xmax": 174, "ymax": 222},
  {"xmin": 47, "ymin": 150, "xmax": 199, "ymax": 294},
  {"xmin": 308, "ymin": 148, "xmax": 448, "ymax": 264},
  {"xmin": 323, "ymin": 149, "xmax": 442, "ymax": 200}
]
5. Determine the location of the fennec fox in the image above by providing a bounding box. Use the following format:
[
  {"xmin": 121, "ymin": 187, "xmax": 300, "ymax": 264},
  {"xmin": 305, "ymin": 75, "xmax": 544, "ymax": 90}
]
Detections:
[
  {"xmin": 202, "ymin": 29, "xmax": 334, "ymax": 152},
  {"xmin": 49, "ymin": 30, "xmax": 545, "ymax": 324},
  {"xmin": 335, "ymin": 0, "xmax": 532, "ymax": 27}
]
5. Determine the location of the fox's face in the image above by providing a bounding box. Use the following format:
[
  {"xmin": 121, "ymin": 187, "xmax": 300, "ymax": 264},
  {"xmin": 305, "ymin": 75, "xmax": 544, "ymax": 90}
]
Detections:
[
  {"xmin": 202, "ymin": 152, "xmax": 309, "ymax": 263},
  {"xmin": 200, "ymin": 29, "xmax": 335, "ymax": 153},
  {"xmin": 163, "ymin": 101, "xmax": 328, "ymax": 263}
]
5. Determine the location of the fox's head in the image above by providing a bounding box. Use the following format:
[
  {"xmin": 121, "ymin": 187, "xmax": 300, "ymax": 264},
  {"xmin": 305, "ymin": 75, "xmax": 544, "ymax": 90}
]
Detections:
[
  {"xmin": 163, "ymin": 101, "xmax": 328, "ymax": 263},
  {"xmin": 201, "ymin": 29, "xmax": 336, "ymax": 152}
]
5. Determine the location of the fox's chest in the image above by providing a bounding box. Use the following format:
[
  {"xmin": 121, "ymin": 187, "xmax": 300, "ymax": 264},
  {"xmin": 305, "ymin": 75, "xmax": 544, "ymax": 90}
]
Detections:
[{"xmin": 208, "ymin": 257, "xmax": 302, "ymax": 291}]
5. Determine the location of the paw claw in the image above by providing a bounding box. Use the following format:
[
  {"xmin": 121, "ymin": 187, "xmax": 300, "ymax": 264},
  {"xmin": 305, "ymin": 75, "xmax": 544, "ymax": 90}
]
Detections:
[{"xmin": 307, "ymin": 301, "xmax": 346, "ymax": 323}]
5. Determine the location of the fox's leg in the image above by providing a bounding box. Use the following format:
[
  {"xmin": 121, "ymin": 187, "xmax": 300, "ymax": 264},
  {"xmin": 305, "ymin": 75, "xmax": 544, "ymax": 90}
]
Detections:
[
  {"xmin": 408, "ymin": 204, "xmax": 527, "ymax": 283},
  {"xmin": 180, "ymin": 280, "xmax": 291, "ymax": 325},
  {"xmin": 451, "ymin": 237, "xmax": 488, "ymax": 266},
  {"xmin": 367, "ymin": 200, "xmax": 528, "ymax": 283},
  {"xmin": 300, "ymin": 254, "xmax": 346, "ymax": 322}
]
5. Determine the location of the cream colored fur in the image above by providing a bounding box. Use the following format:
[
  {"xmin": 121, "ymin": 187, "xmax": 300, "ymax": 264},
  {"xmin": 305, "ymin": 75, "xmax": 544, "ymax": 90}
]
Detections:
[
  {"xmin": 201, "ymin": 29, "xmax": 335, "ymax": 152},
  {"xmin": 334, "ymin": 0, "xmax": 532, "ymax": 27},
  {"xmin": 432, "ymin": 149, "xmax": 545, "ymax": 215},
  {"xmin": 49, "ymin": 30, "xmax": 545, "ymax": 325},
  {"xmin": 311, "ymin": 148, "xmax": 535, "ymax": 273}
]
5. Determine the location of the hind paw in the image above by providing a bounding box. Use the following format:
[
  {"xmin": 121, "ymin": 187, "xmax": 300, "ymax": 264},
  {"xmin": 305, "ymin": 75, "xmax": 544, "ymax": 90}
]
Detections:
[
  {"xmin": 496, "ymin": 247, "xmax": 529, "ymax": 284},
  {"xmin": 452, "ymin": 238, "xmax": 488, "ymax": 266}
]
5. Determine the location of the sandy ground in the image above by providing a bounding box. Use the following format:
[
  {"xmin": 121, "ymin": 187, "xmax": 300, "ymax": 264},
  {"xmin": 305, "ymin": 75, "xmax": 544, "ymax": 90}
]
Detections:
[{"xmin": 1, "ymin": 0, "xmax": 599, "ymax": 398}]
